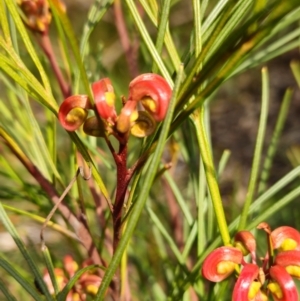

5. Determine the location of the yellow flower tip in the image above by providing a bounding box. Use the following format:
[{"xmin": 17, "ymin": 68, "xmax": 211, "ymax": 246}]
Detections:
[
  {"xmin": 72, "ymin": 261, "xmax": 79, "ymax": 273},
  {"xmin": 261, "ymin": 292, "xmax": 268, "ymax": 301},
  {"xmin": 36, "ymin": 19, "xmax": 47, "ymax": 32},
  {"xmin": 130, "ymin": 110, "xmax": 139, "ymax": 123},
  {"xmin": 248, "ymin": 281, "xmax": 261, "ymax": 299},
  {"xmin": 216, "ymin": 261, "xmax": 236, "ymax": 275},
  {"xmin": 56, "ymin": 275, "xmax": 65, "ymax": 288},
  {"xmin": 268, "ymin": 282, "xmax": 283, "ymax": 299},
  {"xmin": 66, "ymin": 108, "xmax": 88, "ymax": 125},
  {"xmin": 86, "ymin": 284, "xmax": 98, "ymax": 295},
  {"xmin": 141, "ymin": 97, "xmax": 157, "ymax": 113},
  {"xmin": 286, "ymin": 265, "xmax": 300, "ymax": 278},
  {"xmin": 72, "ymin": 292, "xmax": 81, "ymax": 301},
  {"xmin": 234, "ymin": 241, "xmax": 250, "ymax": 256},
  {"xmin": 104, "ymin": 92, "xmax": 116, "ymax": 106},
  {"xmin": 280, "ymin": 238, "xmax": 298, "ymax": 251}
]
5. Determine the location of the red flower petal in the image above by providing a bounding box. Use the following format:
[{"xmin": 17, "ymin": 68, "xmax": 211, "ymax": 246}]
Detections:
[
  {"xmin": 232, "ymin": 264, "xmax": 260, "ymax": 301},
  {"xmin": 271, "ymin": 226, "xmax": 300, "ymax": 251},
  {"xmin": 128, "ymin": 73, "xmax": 172, "ymax": 121},
  {"xmin": 58, "ymin": 95, "xmax": 91, "ymax": 131},
  {"xmin": 275, "ymin": 250, "xmax": 300, "ymax": 278},
  {"xmin": 202, "ymin": 246, "xmax": 243, "ymax": 282},
  {"xmin": 268, "ymin": 265, "xmax": 299, "ymax": 301},
  {"xmin": 234, "ymin": 231, "xmax": 257, "ymax": 262},
  {"xmin": 92, "ymin": 78, "xmax": 117, "ymax": 122}
]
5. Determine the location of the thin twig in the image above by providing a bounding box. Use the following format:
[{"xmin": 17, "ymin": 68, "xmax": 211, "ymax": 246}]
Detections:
[{"xmin": 40, "ymin": 166, "xmax": 91, "ymax": 244}]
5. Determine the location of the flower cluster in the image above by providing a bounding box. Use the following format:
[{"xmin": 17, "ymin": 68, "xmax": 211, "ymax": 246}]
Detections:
[
  {"xmin": 58, "ymin": 73, "xmax": 172, "ymax": 140},
  {"xmin": 17, "ymin": 0, "xmax": 65, "ymax": 34},
  {"xmin": 202, "ymin": 224, "xmax": 300, "ymax": 301},
  {"xmin": 41, "ymin": 255, "xmax": 101, "ymax": 301}
]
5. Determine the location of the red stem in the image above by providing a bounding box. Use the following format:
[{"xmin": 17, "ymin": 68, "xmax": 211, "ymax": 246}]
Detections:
[
  {"xmin": 112, "ymin": 142, "xmax": 130, "ymax": 252},
  {"xmin": 38, "ymin": 34, "xmax": 71, "ymax": 98}
]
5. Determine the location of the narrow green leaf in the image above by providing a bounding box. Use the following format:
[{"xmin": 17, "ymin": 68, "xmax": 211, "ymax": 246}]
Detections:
[
  {"xmin": 0, "ymin": 278, "xmax": 17, "ymax": 301},
  {"xmin": 2, "ymin": 204, "xmax": 79, "ymax": 240},
  {"xmin": 0, "ymin": 203, "xmax": 52, "ymax": 300},
  {"xmin": 182, "ymin": 221, "xmax": 198, "ymax": 260},
  {"xmin": 247, "ymin": 185, "xmax": 300, "ymax": 230},
  {"xmin": 125, "ymin": 0, "xmax": 173, "ymax": 86},
  {"xmin": 0, "ymin": 257, "xmax": 43, "ymax": 301},
  {"xmin": 258, "ymin": 88, "xmax": 293, "ymax": 194},
  {"xmin": 152, "ymin": 0, "xmax": 171, "ymax": 73},
  {"xmin": 217, "ymin": 150, "xmax": 231, "ymax": 177},
  {"xmin": 41, "ymin": 245, "xmax": 59, "ymax": 295},
  {"xmin": 204, "ymin": 0, "xmax": 252, "ymax": 63},
  {"xmin": 290, "ymin": 60, "xmax": 300, "ymax": 87},
  {"xmin": 4, "ymin": 0, "xmax": 51, "ymax": 93},
  {"xmin": 138, "ymin": 0, "xmax": 181, "ymax": 71},
  {"xmin": 192, "ymin": 108, "xmax": 230, "ymax": 246},
  {"xmin": 74, "ymin": 0, "xmax": 114, "ymax": 93},
  {"xmin": 192, "ymin": 0, "xmax": 202, "ymax": 57},
  {"xmin": 48, "ymin": 0, "xmax": 93, "ymax": 100},
  {"xmin": 238, "ymin": 67, "xmax": 269, "ymax": 230},
  {"xmin": 233, "ymin": 27, "xmax": 300, "ymax": 76},
  {"xmin": 0, "ymin": 0, "xmax": 12, "ymax": 45},
  {"xmin": 164, "ymin": 171, "xmax": 193, "ymax": 226},
  {"xmin": 147, "ymin": 205, "xmax": 185, "ymax": 264},
  {"xmin": 0, "ymin": 41, "xmax": 57, "ymax": 112}
]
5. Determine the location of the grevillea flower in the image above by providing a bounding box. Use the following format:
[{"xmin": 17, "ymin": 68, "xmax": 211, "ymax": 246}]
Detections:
[
  {"xmin": 128, "ymin": 73, "xmax": 172, "ymax": 121},
  {"xmin": 92, "ymin": 78, "xmax": 117, "ymax": 124},
  {"xmin": 17, "ymin": 0, "xmax": 51, "ymax": 33},
  {"xmin": 58, "ymin": 73, "xmax": 171, "ymax": 139},
  {"xmin": 42, "ymin": 255, "xmax": 101, "ymax": 300},
  {"xmin": 271, "ymin": 226, "xmax": 300, "ymax": 251},
  {"xmin": 17, "ymin": 0, "xmax": 65, "ymax": 34},
  {"xmin": 202, "ymin": 225, "xmax": 300, "ymax": 301},
  {"xmin": 58, "ymin": 95, "xmax": 92, "ymax": 131},
  {"xmin": 275, "ymin": 250, "xmax": 300, "ymax": 278},
  {"xmin": 116, "ymin": 99, "xmax": 139, "ymax": 134},
  {"xmin": 232, "ymin": 264, "xmax": 261, "ymax": 301},
  {"xmin": 234, "ymin": 230, "xmax": 257, "ymax": 262},
  {"xmin": 202, "ymin": 246, "xmax": 243, "ymax": 282},
  {"xmin": 268, "ymin": 265, "xmax": 299, "ymax": 301}
]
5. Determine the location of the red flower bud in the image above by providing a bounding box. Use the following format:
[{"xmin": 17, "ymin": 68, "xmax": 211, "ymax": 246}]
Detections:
[
  {"xmin": 92, "ymin": 78, "xmax": 117, "ymax": 123},
  {"xmin": 83, "ymin": 116, "xmax": 106, "ymax": 137},
  {"xmin": 268, "ymin": 265, "xmax": 299, "ymax": 301},
  {"xmin": 128, "ymin": 73, "xmax": 172, "ymax": 121},
  {"xmin": 234, "ymin": 231, "xmax": 256, "ymax": 262},
  {"xmin": 63, "ymin": 255, "xmax": 78, "ymax": 278},
  {"xmin": 116, "ymin": 100, "xmax": 138, "ymax": 134},
  {"xmin": 271, "ymin": 226, "xmax": 300, "ymax": 251},
  {"xmin": 58, "ymin": 95, "xmax": 92, "ymax": 131},
  {"xmin": 18, "ymin": 0, "xmax": 52, "ymax": 34},
  {"xmin": 202, "ymin": 246, "xmax": 243, "ymax": 282}
]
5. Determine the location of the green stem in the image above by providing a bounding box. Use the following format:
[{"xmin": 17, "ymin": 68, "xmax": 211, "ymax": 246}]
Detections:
[{"xmin": 192, "ymin": 107, "xmax": 230, "ymax": 246}]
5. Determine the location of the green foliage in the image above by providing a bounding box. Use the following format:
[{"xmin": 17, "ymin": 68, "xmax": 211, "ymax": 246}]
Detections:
[{"xmin": 0, "ymin": 0, "xmax": 300, "ymax": 300}]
